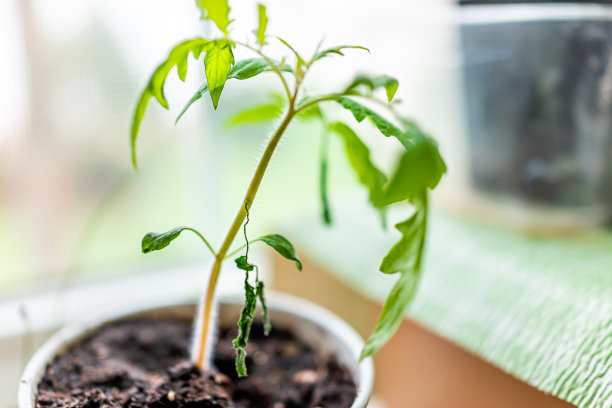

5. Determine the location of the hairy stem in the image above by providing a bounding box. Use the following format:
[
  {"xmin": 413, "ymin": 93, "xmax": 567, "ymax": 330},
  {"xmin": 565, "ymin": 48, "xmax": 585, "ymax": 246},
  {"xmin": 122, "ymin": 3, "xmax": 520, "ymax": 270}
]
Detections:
[{"xmin": 194, "ymin": 107, "xmax": 296, "ymax": 369}]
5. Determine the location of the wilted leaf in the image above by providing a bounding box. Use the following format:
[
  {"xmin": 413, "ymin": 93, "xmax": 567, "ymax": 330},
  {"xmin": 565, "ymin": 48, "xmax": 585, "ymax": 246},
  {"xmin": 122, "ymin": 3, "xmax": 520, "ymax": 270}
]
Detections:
[
  {"xmin": 233, "ymin": 277, "xmax": 257, "ymax": 376},
  {"xmin": 235, "ymin": 255, "xmax": 255, "ymax": 272},
  {"xmin": 256, "ymin": 280, "xmax": 271, "ymax": 335}
]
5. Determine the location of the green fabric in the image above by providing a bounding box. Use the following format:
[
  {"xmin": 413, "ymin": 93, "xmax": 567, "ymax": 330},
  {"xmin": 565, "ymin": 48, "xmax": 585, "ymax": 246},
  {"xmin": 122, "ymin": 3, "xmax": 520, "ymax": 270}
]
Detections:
[{"xmin": 286, "ymin": 204, "xmax": 612, "ymax": 408}]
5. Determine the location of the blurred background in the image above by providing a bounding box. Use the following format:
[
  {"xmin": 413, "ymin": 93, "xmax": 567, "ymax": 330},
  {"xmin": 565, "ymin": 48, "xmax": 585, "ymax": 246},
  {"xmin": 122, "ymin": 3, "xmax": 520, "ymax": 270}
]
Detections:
[
  {"xmin": 0, "ymin": 0, "xmax": 458, "ymax": 297},
  {"xmin": 4, "ymin": 0, "xmax": 612, "ymax": 407}
]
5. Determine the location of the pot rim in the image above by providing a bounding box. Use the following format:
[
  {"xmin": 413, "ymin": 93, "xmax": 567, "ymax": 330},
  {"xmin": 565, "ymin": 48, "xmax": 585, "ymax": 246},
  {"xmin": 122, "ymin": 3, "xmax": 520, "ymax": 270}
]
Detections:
[{"xmin": 19, "ymin": 292, "xmax": 374, "ymax": 408}]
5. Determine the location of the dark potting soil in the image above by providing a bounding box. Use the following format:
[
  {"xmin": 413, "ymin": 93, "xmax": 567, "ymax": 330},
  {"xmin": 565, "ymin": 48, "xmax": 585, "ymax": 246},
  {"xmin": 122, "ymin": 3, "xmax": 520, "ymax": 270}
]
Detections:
[{"xmin": 35, "ymin": 317, "xmax": 357, "ymax": 408}]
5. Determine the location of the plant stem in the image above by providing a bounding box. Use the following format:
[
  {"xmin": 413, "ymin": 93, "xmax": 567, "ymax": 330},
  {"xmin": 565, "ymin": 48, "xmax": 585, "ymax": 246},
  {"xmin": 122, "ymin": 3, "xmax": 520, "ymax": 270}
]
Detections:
[{"xmin": 194, "ymin": 107, "xmax": 296, "ymax": 369}]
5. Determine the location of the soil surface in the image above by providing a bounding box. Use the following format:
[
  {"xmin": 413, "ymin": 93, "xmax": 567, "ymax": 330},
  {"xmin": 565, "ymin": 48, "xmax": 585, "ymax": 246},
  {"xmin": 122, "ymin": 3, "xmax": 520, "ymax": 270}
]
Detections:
[{"xmin": 36, "ymin": 316, "xmax": 357, "ymax": 408}]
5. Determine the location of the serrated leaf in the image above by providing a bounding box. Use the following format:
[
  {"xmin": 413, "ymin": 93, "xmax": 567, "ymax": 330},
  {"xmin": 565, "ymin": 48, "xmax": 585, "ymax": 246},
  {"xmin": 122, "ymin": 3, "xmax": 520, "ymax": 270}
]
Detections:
[
  {"xmin": 254, "ymin": 234, "xmax": 302, "ymax": 270},
  {"xmin": 225, "ymin": 94, "xmax": 284, "ymax": 127},
  {"xmin": 196, "ymin": 0, "xmax": 232, "ymax": 35},
  {"xmin": 141, "ymin": 226, "xmax": 206, "ymax": 254},
  {"xmin": 312, "ymin": 45, "xmax": 369, "ymax": 62},
  {"xmin": 205, "ymin": 39, "xmax": 235, "ymax": 109},
  {"xmin": 360, "ymin": 268, "xmax": 418, "ymax": 359},
  {"xmin": 380, "ymin": 134, "xmax": 446, "ymax": 205},
  {"xmin": 256, "ymin": 280, "xmax": 271, "ymax": 336},
  {"xmin": 329, "ymin": 122, "xmax": 387, "ymax": 208},
  {"xmin": 336, "ymin": 97, "xmax": 401, "ymax": 137},
  {"xmin": 176, "ymin": 58, "xmax": 292, "ymax": 123},
  {"xmin": 255, "ymin": 4, "xmax": 268, "ymax": 46},
  {"xmin": 130, "ymin": 37, "xmax": 208, "ymax": 167},
  {"xmin": 235, "ymin": 255, "xmax": 255, "ymax": 272},
  {"xmin": 362, "ymin": 199, "xmax": 428, "ymax": 359},
  {"xmin": 345, "ymin": 74, "xmax": 399, "ymax": 102},
  {"xmin": 233, "ymin": 277, "xmax": 257, "ymax": 377},
  {"xmin": 379, "ymin": 204, "xmax": 426, "ymax": 275}
]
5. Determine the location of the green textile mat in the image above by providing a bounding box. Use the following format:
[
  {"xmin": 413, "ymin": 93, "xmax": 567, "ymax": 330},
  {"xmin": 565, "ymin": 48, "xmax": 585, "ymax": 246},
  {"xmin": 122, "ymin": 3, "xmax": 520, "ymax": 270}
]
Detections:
[{"xmin": 284, "ymin": 202, "xmax": 612, "ymax": 408}]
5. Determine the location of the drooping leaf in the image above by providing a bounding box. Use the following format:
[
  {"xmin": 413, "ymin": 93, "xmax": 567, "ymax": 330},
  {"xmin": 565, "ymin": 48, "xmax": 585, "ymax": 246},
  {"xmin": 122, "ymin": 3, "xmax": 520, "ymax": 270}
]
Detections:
[
  {"xmin": 329, "ymin": 122, "xmax": 387, "ymax": 207},
  {"xmin": 233, "ymin": 277, "xmax": 257, "ymax": 377},
  {"xmin": 196, "ymin": 0, "xmax": 232, "ymax": 35},
  {"xmin": 380, "ymin": 134, "xmax": 446, "ymax": 206},
  {"xmin": 204, "ymin": 39, "xmax": 235, "ymax": 109},
  {"xmin": 225, "ymin": 94, "xmax": 284, "ymax": 127},
  {"xmin": 255, "ymin": 4, "xmax": 268, "ymax": 46},
  {"xmin": 360, "ymin": 268, "xmax": 419, "ymax": 359},
  {"xmin": 130, "ymin": 37, "xmax": 209, "ymax": 167},
  {"xmin": 312, "ymin": 45, "xmax": 369, "ymax": 63},
  {"xmin": 176, "ymin": 58, "xmax": 292, "ymax": 123},
  {"xmin": 235, "ymin": 255, "xmax": 255, "ymax": 272},
  {"xmin": 336, "ymin": 97, "xmax": 401, "ymax": 138},
  {"xmin": 253, "ymin": 234, "xmax": 302, "ymax": 270},
  {"xmin": 362, "ymin": 198, "xmax": 428, "ymax": 359},
  {"xmin": 256, "ymin": 280, "xmax": 271, "ymax": 335},
  {"xmin": 345, "ymin": 74, "xmax": 399, "ymax": 102},
  {"xmin": 319, "ymin": 129, "xmax": 332, "ymax": 225},
  {"xmin": 379, "ymin": 203, "xmax": 427, "ymax": 275},
  {"xmin": 141, "ymin": 226, "xmax": 214, "ymax": 255}
]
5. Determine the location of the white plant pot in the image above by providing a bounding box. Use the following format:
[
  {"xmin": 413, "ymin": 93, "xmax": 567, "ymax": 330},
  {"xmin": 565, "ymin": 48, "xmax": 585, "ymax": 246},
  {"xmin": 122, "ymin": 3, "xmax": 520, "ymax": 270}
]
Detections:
[{"xmin": 19, "ymin": 292, "xmax": 374, "ymax": 408}]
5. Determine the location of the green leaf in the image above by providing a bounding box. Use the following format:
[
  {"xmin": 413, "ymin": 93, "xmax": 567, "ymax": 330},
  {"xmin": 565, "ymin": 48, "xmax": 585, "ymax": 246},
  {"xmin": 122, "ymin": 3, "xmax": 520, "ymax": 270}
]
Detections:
[
  {"xmin": 380, "ymin": 134, "xmax": 446, "ymax": 205},
  {"xmin": 362, "ymin": 199, "xmax": 428, "ymax": 359},
  {"xmin": 256, "ymin": 280, "xmax": 271, "ymax": 336},
  {"xmin": 253, "ymin": 234, "xmax": 302, "ymax": 270},
  {"xmin": 312, "ymin": 45, "xmax": 369, "ymax": 63},
  {"xmin": 255, "ymin": 4, "xmax": 268, "ymax": 46},
  {"xmin": 277, "ymin": 37, "xmax": 306, "ymax": 76},
  {"xmin": 319, "ymin": 130, "xmax": 332, "ymax": 225},
  {"xmin": 196, "ymin": 0, "xmax": 232, "ymax": 35},
  {"xmin": 225, "ymin": 94, "xmax": 284, "ymax": 127},
  {"xmin": 141, "ymin": 226, "xmax": 214, "ymax": 255},
  {"xmin": 297, "ymin": 103, "xmax": 323, "ymax": 121},
  {"xmin": 329, "ymin": 122, "xmax": 387, "ymax": 208},
  {"xmin": 360, "ymin": 269, "xmax": 418, "ymax": 359},
  {"xmin": 336, "ymin": 97, "xmax": 401, "ymax": 138},
  {"xmin": 229, "ymin": 58, "xmax": 294, "ymax": 80},
  {"xmin": 233, "ymin": 277, "xmax": 257, "ymax": 377},
  {"xmin": 379, "ymin": 203, "xmax": 427, "ymax": 275},
  {"xmin": 235, "ymin": 255, "xmax": 255, "ymax": 272},
  {"xmin": 345, "ymin": 74, "xmax": 399, "ymax": 102},
  {"xmin": 130, "ymin": 37, "xmax": 208, "ymax": 167},
  {"xmin": 176, "ymin": 58, "xmax": 292, "ymax": 123},
  {"xmin": 204, "ymin": 39, "xmax": 235, "ymax": 109}
]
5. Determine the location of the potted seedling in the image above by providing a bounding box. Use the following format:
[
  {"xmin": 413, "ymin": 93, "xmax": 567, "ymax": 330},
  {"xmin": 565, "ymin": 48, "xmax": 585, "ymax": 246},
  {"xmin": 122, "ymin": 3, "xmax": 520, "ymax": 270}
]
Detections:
[{"xmin": 20, "ymin": 1, "xmax": 446, "ymax": 407}]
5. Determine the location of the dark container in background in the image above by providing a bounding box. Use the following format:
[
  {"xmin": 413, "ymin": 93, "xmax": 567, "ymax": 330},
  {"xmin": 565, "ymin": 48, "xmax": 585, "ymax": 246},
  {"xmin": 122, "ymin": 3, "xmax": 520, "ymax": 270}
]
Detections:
[{"xmin": 459, "ymin": 2, "xmax": 612, "ymax": 223}]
